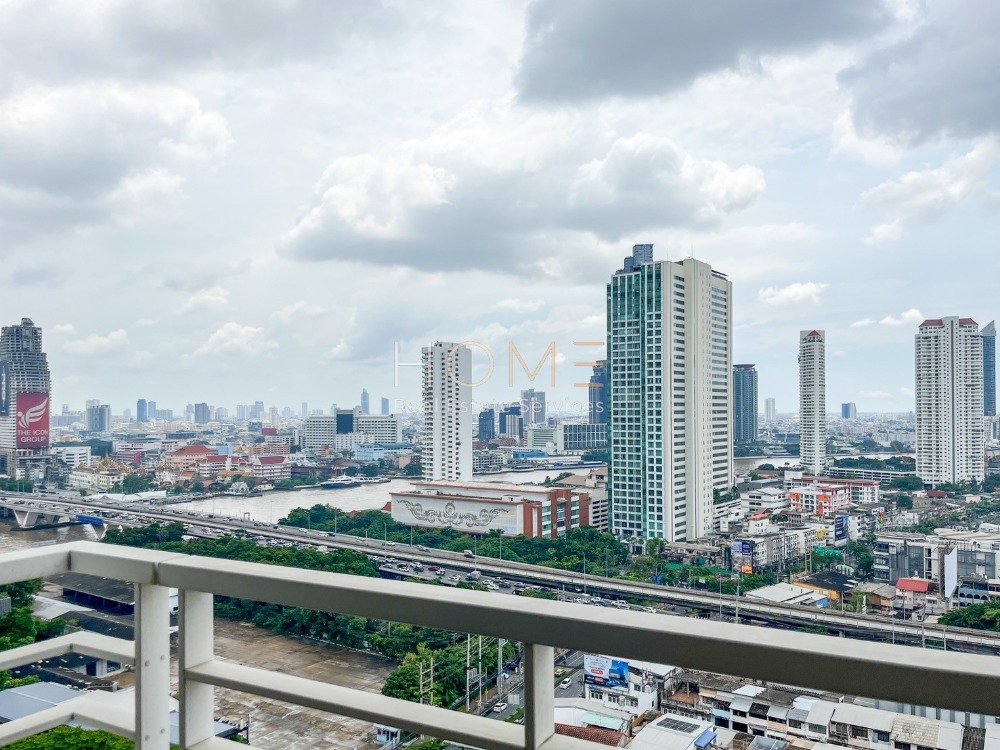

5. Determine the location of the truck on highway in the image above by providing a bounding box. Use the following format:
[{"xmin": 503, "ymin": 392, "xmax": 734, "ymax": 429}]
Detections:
[{"xmin": 466, "ymin": 570, "xmax": 481, "ymax": 582}]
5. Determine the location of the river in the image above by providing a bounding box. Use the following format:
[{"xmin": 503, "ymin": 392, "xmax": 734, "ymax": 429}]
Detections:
[
  {"xmin": 0, "ymin": 518, "xmax": 101, "ymax": 553},
  {"xmin": 172, "ymin": 468, "xmax": 570, "ymax": 524},
  {"xmin": 0, "ymin": 454, "xmax": 911, "ymax": 542}
]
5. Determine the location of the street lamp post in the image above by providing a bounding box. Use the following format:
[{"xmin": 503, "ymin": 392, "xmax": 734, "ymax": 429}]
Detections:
[
  {"xmin": 383, "ymin": 521, "xmax": 387, "ymax": 550},
  {"xmin": 583, "ymin": 552, "xmax": 587, "ymax": 596},
  {"xmin": 604, "ymin": 549, "xmax": 609, "ymax": 578}
]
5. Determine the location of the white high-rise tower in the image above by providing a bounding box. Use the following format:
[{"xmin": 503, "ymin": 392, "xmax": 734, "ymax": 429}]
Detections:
[
  {"xmin": 799, "ymin": 330, "xmax": 826, "ymax": 475},
  {"xmin": 607, "ymin": 245, "xmax": 732, "ymax": 546},
  {"xmin": 916, "ymin": 317, "xmax": 984, "ymax": 486},
  {"xmin": 421, "ymin": 342, "xmax": 472, "ymax": 482}
]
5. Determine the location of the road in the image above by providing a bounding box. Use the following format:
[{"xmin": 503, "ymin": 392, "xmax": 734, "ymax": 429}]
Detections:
[{"xmin": 1, "ymin": 492, "xmax": 996, "ymax": 653}]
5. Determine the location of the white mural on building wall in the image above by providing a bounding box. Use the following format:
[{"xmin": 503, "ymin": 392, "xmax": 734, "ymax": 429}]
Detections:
[{"xmin": 395, "ymin": 498, "xmax": 511, "ymax": 530}]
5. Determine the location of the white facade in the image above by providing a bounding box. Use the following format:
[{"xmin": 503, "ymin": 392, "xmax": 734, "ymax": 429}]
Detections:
[
  {"xmin": 52, "ymin": 445, "xmax": 91, "ymax": 469},
  {"xmin": 301, "ymin": 416, "xmax": 338, "ymax": 450},
  {"xmin": 764, "ymin": 397, "xmax": 776, "ymax": 422},
  {"xmin": 355, "ymin": 414, "xmax": 402, "ymax": 444},
  {"xmin": 607, "ymin": 247, "xmax": 732, "ymax": 545},
  {"xmin": 742, "ymin": 487, "xmax": 789, "ymax": 516},
  {"xmin": 799, "ymin": 330, "xmax": 827, "ymax": 475},
  {"xmin": 421, "ymin": 342, "xmax": 473, "ymax": 482},
  {"xmin": 915, "ymin": 317, "xmax": 985, "ymax": 485}
]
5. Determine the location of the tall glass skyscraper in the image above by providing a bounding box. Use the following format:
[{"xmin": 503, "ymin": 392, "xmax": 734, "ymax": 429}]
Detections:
[
  {"xmin": 607, "ymin": 246, "xmax": 732, "ymax": 546},
  {"xmin": 984, "ymin": 321, "xmax": 996, "ymax": 416},
  {"xmin": 588, "ymin": 360, "xmax": 608, "ymax": 425},
  {"xmin": 733, "ymin": 364, "xmax": 758, "ymax": 445}
]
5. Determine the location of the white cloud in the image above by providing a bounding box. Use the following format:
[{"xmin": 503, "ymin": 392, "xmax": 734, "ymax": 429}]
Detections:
[
  {"xmin": 492, "ymin": 299, "xmax": 544, "ymax": 314},
  {"xmin": 51, "ymin": 323, "xmax": 76, "ymax": 335},
  {"xmin": 831, "ymin": 110, "xmax": 904, "ymax": 166},
  {"xmin": 107, "ymin": 168, "xmax": 186, "ymax": 226},
  {"xmin": 850, "ymin": 318, "xmax": 875, "ymax": 328},
  {"xmin": 899, "ymin": 386, "xmax": 915, "ymax": 397},
  {"xmin": 0, "ymin": 82, "xmax": 231, "ymax": 239},
  {"xmin": 61, "ymin": 329, "xmax": 129, "ymax": 357},
  {"xmin": 193, "ymin": 322, "xmax": 277, "ymax": 357},
  {"xmin": 879, "ymin": 308, "xmax": 923, "ymax": 326},
  {"xmin": 181, "ymin": 285, "xmax": 229, "ymax": 313},
  {"xmin": 271, "ymin": 302, "xmax": 328, "ymax": 324},
  {"xmin": 278, "ymin": 119, "xmax": 766, "ymax": 272},
  {"xmin": 859, "ymin": 390, "xmax": 893, "ymax": 398},
  {"xmin": 758, "ymin": 282, "xmax": 828, "ymax": 306},
  {"xmin": 859, "ymin": 142, "xmax": 999, "ymax": 243}
]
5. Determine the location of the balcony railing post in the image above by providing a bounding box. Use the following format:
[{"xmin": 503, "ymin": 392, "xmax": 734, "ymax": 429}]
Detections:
[
  {"xmin": 134, "ymin": 583, "xmax": 172, "ymax": 750},
  {"xmin": 179, "ymin": 590, "xmax": 215, "ymax": 748},
  {"xmin": 523, "ymin": 644, "xmax": 554, "ymax": 750}
]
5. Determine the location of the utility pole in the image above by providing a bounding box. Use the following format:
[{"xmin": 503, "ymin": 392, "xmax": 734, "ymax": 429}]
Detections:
[
  {"xmin": 418, "ymin": 657, "xmax": 434, "ymax": 705},
  {"xmin": 466, "ymin": 634, "xmax": 472, "ymax": 711},
  {"xmin": 498, "ymin": 638, "xmax": 505, "ymax": 699},
  {"xmin": 478, "ymin": 636, "xmax": 483, "ymax": 706}
]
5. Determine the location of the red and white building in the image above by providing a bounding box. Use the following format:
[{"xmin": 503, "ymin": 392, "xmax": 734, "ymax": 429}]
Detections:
[
  {"xmin": 250, "ymin": 455, "xmax": 290, "ymax": 482},
  {"xmin": 166, "ymin": 445, "xmax": 218, "ymax": 470},
  {"xmin": 895, "ymin": 578, "xmax": 933, "ymax": 613},
  {"xmin": 783, "ymin": 471, "xmax": 881, "ymax": 505},
  {"xmin": 788, "ymin": 483, "xmax": 851, "ymax": 518},
  {"xmin": 390, "ymin": 480, "xmax": 592, "ymax": 538}
]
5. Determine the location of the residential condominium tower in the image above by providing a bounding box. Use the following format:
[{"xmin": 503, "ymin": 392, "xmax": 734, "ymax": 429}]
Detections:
[
  {"xmin": 915, "ymin": 317, "xmax": 985, "ymax": 485},
  {"xmin": 421, "ymin": 342, "xmax": 472, "ymax": 481},
  {"xmin": 984, "ymin": 321, "xmax": 996, "ymax": 417},
  {"xmin": 521, "ymin": 389, "xmax": 546, "ymax": 426},
  {"xmin": 764, "ymin": 397, "xmax": 776, "ymax": 423},
  {"xmin": 588, "ymin": 360, "xmax": 608, "ymax": 425},
  {"xmin": 607, "ymin": 245, "xmax": 732, "ymax": 546},
  {"xmin": 799, "ymin": 330, "xmax": 826, "ymax": 475},
  {"xmin": 0, "ymin": 318, "xmax": 52, "ymax": 475},
  {"xmin": 733, "ymin": 364, "xmax": 758, "ymax": 445}
]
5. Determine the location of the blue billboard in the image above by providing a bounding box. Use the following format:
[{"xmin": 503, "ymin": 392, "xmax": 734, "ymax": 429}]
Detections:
[
  {"xmin": 834, "ymin": 515, "xmax": 848, "ymax": 546},
  {"xmin": 731, "ymin": 540, "xmax": 754, "ymax": 557}
]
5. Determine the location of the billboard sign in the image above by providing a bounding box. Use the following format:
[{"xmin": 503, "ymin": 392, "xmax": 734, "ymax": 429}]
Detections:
[
  {"xmin": 583, "ymin": 654, "xmax": 629, "ymax": 691},
  {"xmin": 834, "ymin": 515, "xmax": 848, "ymax": 546},
  {"xmin": 0, "ymin": 361, "xmax": 9, "ymax": 417},
  {"xmin": 731, "ymin": 540, "xmax": 753, "ymax": 557},
  {"xmin": 16, "ymin": 392, "xmax": 50, "ymax": 449}
]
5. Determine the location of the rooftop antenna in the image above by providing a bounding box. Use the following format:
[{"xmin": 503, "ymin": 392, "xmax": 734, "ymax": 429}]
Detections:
[{"xmin": 688, "ymin": 244, "xmax": 694, "ymax": 258}]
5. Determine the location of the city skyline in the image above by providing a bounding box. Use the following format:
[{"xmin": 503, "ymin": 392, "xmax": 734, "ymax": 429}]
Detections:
[{"xmin": 1, "ymin": 3, "xmax": 998, "ymax": 413}]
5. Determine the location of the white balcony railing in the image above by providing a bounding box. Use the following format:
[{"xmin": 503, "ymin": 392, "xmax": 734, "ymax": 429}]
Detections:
[{"xmin": 0, "ymin": 540, "xmax": 999, "ymax": 749}]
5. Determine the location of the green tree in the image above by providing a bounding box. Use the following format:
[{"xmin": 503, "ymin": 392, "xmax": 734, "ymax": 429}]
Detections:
[
  {"xmin": 111, "ymin": 474, "xmax": 155, "ymax": 494},
  {"xmin": 403, "ymin": 462, "xmax": 422, "ymax": 476},
  {"xmin": 939, "ymin": 601, "xmax": 1000, "ymax": 631},
  {"xmin": 1, "ymin": 727, "xmax": 139, "ymax": 749},
  {"xmin": 889, "ymin": 476, "xmax": 924, "ymax": 491},
  {"xmin": 896, "ymin": 495, "xmax": 913, "ymax": 509},
  {"xmin": 847, "ymin": 540, "xmax": 874, "ymax": 577}
]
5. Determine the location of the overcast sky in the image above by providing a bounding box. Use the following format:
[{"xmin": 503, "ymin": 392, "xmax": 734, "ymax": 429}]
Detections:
[{"xmin": 2, "ymin": 0, "xmax": 997, "ymax": 417}]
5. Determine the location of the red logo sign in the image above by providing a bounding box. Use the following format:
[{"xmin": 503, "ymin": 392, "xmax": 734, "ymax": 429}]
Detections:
[{"xmin": 16, "ymin": 392, "xmax": 50, "ymax": 449}]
